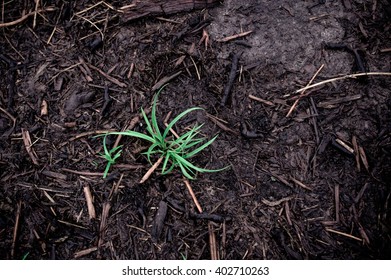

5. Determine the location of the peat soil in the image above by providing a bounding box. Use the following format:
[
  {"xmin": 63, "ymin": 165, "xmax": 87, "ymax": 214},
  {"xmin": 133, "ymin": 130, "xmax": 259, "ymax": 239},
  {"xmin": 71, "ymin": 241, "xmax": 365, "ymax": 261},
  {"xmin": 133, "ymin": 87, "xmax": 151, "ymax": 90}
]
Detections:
[{"xmin": 1, "ymin": 0, "xmax": 391, "ymax": 260}]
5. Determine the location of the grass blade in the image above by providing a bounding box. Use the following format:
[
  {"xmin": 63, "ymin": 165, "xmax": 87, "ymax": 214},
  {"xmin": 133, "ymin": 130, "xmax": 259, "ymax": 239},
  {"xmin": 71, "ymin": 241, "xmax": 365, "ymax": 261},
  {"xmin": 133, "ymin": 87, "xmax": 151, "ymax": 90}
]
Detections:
[
  {"xmin": 183, "ymin": 135, "xmax": 218, "ymax": 158},
  {"xmin": 108, "ymin": 131, "xmax": 156, "ymax": 143},
  {"xmin": 163, "ymin": 107, "xmax": 203, "ymax": 139}
]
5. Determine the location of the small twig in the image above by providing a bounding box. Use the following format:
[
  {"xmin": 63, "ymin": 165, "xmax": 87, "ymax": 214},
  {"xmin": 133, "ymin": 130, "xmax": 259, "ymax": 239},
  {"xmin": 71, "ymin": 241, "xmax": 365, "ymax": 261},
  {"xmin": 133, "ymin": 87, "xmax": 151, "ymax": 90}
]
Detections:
[
  {"xmin": 261, "ymin": 196, "xmax": 294, "ymax": 207},
  {"xmin": 109, "ymin": 174, "xmax": 124, "ymax": 201},
  {"xmin": 221, "ymin": 52, "xmax": 241, "ymax": 106},
  {"xmin": 74, "ymin": 247, "xmax": 98, "ymax": 259},
  {"xmin": 248, "ymin": 94, "xmax": 275, "ymax": 106},
  {"xmin": 0, "ymin": 7, "xmax": 56, "ymax": 28},
  {"xmin": 83, "ymin": 184, "xmax": 96, "ymax": 219},
  {"xmin": 286, "ymin": 64, "xmax": 324, "ymax": 117},
  {"xmin": 164, "ymin": 111, "xmax": 180, "ymax": 138},
  {"xmin": 290, "ymin": 176, "xmax": 313, "ymax": 191},
  {"xmin": 11, "ymin": 201, "xmax": 22, "ymax": 259},
  {"xmin": 113, "ymin": 108, "xmax": 151, "ymax": 150},
  {"xmin": 189, "ymin": 56, "xmax": 201, "ymax": 80},
  {"xmin": 183, "ymin": 178, "xmax": 203, "ymax": 213},
  {"xmin": 354, "ymin": 183, "xmax": 369, "ymax": 204},
  {"xmin": 75, "ymin": 14, "xmax": 104, "ymax": 40},
  {"xmin": 100, "ymin": 84, "xmax": 112, "ymax": 116},
  {"xmin": 310, "ymin": 97, "xmax": 320, "ymax": 144},
  {"xmin": 0, "ymin": 106, "xmax": 16, "ymax": 124},
  {"xmin": 156, "ymin": 17, "xmax": 181, "ymax": 24},
  {"xmin": 285, "ymin": 201, "xmax": 292, "ymax": 226},
  {"xmin": 139, "ymin": 156, "xmax": 163, "ymax": 184},
  {"xmin": 352, "ymin": 136, "xmax": 361, "ymax": 171},
  {"xmin": 216, "ymin": 30, "xmax": 253, "ymax": 42},
  {"xmin": 87, "ymin": 63, "xmax": 127, "ymax": 87},
  {"xmin": 33, "ymin": 0, "xmax": 40, "ymax": 29},
  {"xmin": 359, "ymin": 146, "xmax": 369, "ymax": 172},
  {"xmin": 127, "ymin": 62, "xmax": 135, "ymax": 79},
  {"xmin": 59, "ymin": 129, "xmax": 114, "ymax": 148},
  {"xmin": 208, "ymin": 222, "xmax": 219, "ymax": 260},
  {"xmin": 295, "ymin": 72, "xmax": 391, "ymax": 94},
  {"xmin": 335, "ymin": 185, "xmax": 340, "ymax": 223},
  {"xmin": 62, "ymin": 168, "xmax": 104, "ymax": 176},
  {"xmin": 325, "ymin": 228, "xmax": 363, "ymax": 242},
  {"xmin": 98, "ymin": 202, "xmax": 111, "ymax": 247}
]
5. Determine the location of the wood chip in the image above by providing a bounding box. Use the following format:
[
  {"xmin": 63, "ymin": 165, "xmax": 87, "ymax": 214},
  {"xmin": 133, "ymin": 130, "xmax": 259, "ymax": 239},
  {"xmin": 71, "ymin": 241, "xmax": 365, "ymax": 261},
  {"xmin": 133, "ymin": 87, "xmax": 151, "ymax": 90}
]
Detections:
[
  {"xmin": 41, "ymin": 170, "xmax": 68, "ymax": 181},
  {"xmin": 335, "ymin": 138, "xmax": 354, "ymax": 154},
  {"xmin": 40, "ymin": 100, "xmax": 48, "ymax": 116},
  {"xmin": 21, "ymin": 128, "xmax": 39, "ymax": 165},
  {"xmin": 151, "ymin": 201, "xmax": 168, "ymax": 242}
]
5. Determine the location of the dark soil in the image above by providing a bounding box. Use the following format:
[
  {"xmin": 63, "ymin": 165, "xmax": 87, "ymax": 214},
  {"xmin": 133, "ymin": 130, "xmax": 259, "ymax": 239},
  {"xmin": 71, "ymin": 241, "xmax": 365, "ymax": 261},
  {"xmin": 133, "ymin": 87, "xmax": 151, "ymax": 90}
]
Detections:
[{"xmin": 1, "ymin": 0, "xmax": 391, "ymax": 260}]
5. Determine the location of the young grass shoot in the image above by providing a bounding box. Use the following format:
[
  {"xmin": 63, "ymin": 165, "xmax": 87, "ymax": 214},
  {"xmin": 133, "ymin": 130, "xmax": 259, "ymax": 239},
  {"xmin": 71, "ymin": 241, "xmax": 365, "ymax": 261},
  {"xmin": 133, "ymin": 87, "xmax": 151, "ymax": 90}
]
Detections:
[{"xmin": 98, "ymin": 86, "xmax": 226, "ymax": 181}]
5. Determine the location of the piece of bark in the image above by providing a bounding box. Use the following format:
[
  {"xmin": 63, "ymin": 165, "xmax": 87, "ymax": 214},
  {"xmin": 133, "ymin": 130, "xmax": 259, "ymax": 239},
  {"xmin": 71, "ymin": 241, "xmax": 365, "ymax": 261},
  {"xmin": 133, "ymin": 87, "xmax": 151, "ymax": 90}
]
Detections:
[
  {"xmin": 122, "ymin": 0, "xmax": 221, "ymax": 22},
  {"xmin": 151, "ymin": 201, "xmax": 168, "ymax": 242}
]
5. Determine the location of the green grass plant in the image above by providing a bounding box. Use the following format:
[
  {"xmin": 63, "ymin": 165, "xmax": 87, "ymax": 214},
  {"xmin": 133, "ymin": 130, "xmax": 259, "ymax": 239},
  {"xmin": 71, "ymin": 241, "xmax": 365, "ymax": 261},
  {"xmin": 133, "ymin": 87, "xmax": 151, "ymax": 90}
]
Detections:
[{"xmin": 98, "ymin": 86, "xmax": 227, "ymax": 180}]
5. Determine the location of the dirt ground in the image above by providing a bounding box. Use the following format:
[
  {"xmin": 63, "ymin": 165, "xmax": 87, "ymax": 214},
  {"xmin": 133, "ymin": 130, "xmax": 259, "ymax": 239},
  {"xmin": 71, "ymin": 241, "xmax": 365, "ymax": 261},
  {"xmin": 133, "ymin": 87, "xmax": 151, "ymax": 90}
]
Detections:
[{"xmin": 1, "ymin": 0, "xmax": 390, "ymax": 260}]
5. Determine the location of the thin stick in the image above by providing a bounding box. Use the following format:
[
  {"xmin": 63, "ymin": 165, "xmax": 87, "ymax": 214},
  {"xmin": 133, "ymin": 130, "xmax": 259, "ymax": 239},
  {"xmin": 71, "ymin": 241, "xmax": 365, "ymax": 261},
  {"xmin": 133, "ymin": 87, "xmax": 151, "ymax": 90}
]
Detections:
[
  {"xmin": 113, "ymin": 108, "xmax": 151, "ymax": 150},
  {"xmin": 33, "ymin": 0, "xmax": 40, "ymax": 29},
  {"xmin": 83, "ymin": 184, "xmax": 96, "ymax": 219},
  {"xmin": 11, "ymin": 201, "xmax": 22, "ymax": 259},
  {"xmin": 248, "ymin": 94, "xmax": 274, "ymax": 106},
  {"xmin": 295, "ymin": 72, "xmax": 391, "ymax": 94},
  {"xmin": 183, "ymin": 178, "xmax": 203, "ymax": 213},
  {"xmin": 359, "ymin": 146, "xmax": 369, "ymax": 172},
  {"xmin": 156, "ymin": 17, "xmax": 181, "ymax": 24},
  {"xmin": 62, "ymin": 168, "xmax": 104, "ymax": 176},
  {"xmin": 335, "ymin": 185, "xmax": 340, "ymax": 223},
  {"xmin": 286, "ymin": 64, "xmax": 324, "ymax": 117},
  {"xmin": 0, "ymin": 7, "xmax": 55, "ymax": 28},
  {"xmin": 352, "ymin": 136, "xmax": 361, "ymax": 172},
  {"xmin": 221, "ymin": 52, "xmax": 241, "ymax": 106},
  {"xmin": 164, "ymin": 111, "xmax": 180, "ymax": 138},
  {"xmin": 285, "ymin": 201, "xmax": 292, "ymax": 226},
  {"xmin": 98, "ymin": 202, "xmax": 111, "ymax": 247},
  {"xmin": 21, "ymin": 128, "xmax": 39, "ymax": 165},
  {"xmin": 325, "ymin": 228, "xmax": 362, "ymax": 242},
  {"xmin": 74, "ymin": 247, "xmax": 98, "ymax": 259},
  {"xmin": 208, "ymin": 222, "xmax": 219, "ymax": 260},
  {"xmin": 127, "ymin": 62, "xmax": 135, "ymax": 79},
  {"xmin": 59, "ymin": 129, "xmax": 114, "ymax": 148},
  {"xmin": 87, "ymin": 63, "xmax": 127, "ymax": 87},
  {"xmin": 189, "ymin": 56, "xmax": 201, "ymax": 80},
  {"xmin": 139, "ymin": 156, "xmax": 163, "ymax": 183},
  {"xmin": 74, "ymin": 1, "xmax": 119, "ymax": 15},
  {"xmin": 216, "ymin": 30, "xmax": 253, "ymax": 42},
  {"xmin": 0, "ymin": 106, "xmax": 16, "ymax": 123}
]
